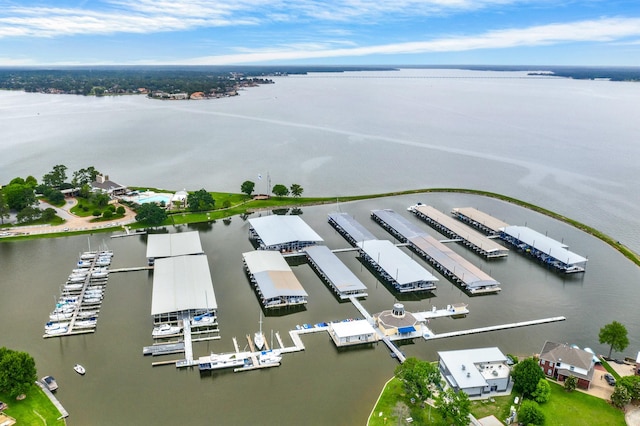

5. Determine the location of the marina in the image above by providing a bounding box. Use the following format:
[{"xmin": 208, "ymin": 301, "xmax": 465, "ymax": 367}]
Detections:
[
  {"xmin": 304, "ymin": 245, "xmax": 369, "ymax": 300},
  {"xmin": 370, "ymin": 209, "xmax": 502, "ymax": 294}
]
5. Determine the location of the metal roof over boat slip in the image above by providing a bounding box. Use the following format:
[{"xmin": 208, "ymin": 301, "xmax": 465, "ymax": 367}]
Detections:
[
  {"xmin": 248, "ymin": 215, "xmax": 323, "ymax": 247},
  {"xmin": 451, "ymin": 207, "xmax": 510, "ymax": 235},
  {"xmin": 328, "ymin": 212, "xmax": 377, "ymax": 245},
  {"xmin": 242, "ymin": 250, "xmax": 308, "ymax": 300},
  {"xmin": 501, "ymin": 226, "xmax": 587, "ymax": 264},
  {"xmin": 356, "ymin": 239, "xmax": 439, "ymax": 285},
  {"xmin": 410, "ymin": 204, "xmax": 508, "ymax": 258},
  {"xmin": 370, "ymin": 209, "xmax": 500, "ymax": 291},
  {"xmin": 146, "ymin": 231, "xmax": 204, "ymax": 259},
  {"xmin": 151, "ymin": 255, "xmax": 217, "ymax": 315},
  {"xmin": 304, "ymin": 245, "xmax": 368, "ymax": 298}
]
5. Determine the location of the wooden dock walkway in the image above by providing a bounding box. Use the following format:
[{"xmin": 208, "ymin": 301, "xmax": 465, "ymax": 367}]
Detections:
[
  {"xmin": 109, "ymin": 266, "xmax": 153, "ymax": 273},
  {"xmin": 423, "ymin": 316, "xmax": 566, "ymax": 340},
  {"xmin": 35, "ymin": 380, "xmax": 69, "ymax": 419}
]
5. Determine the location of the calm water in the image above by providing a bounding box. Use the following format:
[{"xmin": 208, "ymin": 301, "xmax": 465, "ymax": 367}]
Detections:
[{"xmin": 1, "ymin": 69, "xmax": 640, "ymax": 425}]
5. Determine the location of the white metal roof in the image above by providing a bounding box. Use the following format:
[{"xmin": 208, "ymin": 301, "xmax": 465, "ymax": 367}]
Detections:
[
  {"xmin": 330, "ymin": 320, "xmax": 376, "ymax": 338},
  {"xmin": 371, "ymin": 209, "xmax": 426, "ymax": 240},
  {"xmin": 439, "ymin": 347, "xmax": 508, "ymax": 390},
  {"xmin": 151, "ymin": 255, "xmax": 217, "ymax": 315},
  {"xmin": 242, "ymin": 251, "xmax": 308, "ymax": 299},
  {"xmin": 356, "ymin": 239, "xmax": 438, "ymax": 284},
  {"xmin": 146, "ymin": 231, "xmax": 204, "ymax": 258},
  {"xmin": 502, "ymin": 225, "xmax": 587, "ymax": 264},
  {"xmin": 328, "ymin": 212, "xmax": 378, "ymax": 243},
  {"xmin": 248, "ymin": 215, "xmax": 323, "ymax": 247},
  {"xmin": 304, "ymin": 245, "xmax": 368, "ymax": 294}
]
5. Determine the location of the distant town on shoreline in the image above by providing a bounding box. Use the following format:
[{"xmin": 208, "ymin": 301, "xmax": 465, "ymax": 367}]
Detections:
[{"xmin": 0, "ymin": 65, "xmax": 638, "ymax": 98}]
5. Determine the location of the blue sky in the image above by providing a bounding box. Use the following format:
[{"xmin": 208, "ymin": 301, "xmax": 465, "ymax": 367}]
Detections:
[{"xmin": 1, "ymin": 0, "xmax": 639, "ymax": 66}]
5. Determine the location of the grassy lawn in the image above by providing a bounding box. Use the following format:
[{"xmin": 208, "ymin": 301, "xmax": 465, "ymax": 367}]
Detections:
[
  {"xmin": 0, "ymin": 385, "xmax": 66, "ymax": 425},
  {"xmin": 469, "ymin": 394, "xmax": 514, "ymax": 422},
  {"xmin": 600, "ymin": 359, "xmax": 622, "ymax": 380},
  {"xmin": 368, "ymin": 377, "xmax": 447, "ymax": 426},
  {"xmin": 537, "ymin": 381, "xmax": 625, "ymax": 426}
]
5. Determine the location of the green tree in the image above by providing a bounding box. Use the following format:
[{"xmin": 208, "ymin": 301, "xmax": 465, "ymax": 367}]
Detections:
[
  {"xmin": 564, "ymin": 375, "xmax": 578, "ymax": 392},
  {"xmin": 103, "ymin": 209, "xmax": 113, "ymax": 219},
  {"xmin": 187, "ymin": 189, "xmax": 216, "ymax": 212},
  {"xmin": 436, "ymin": 388, "xmax": 471, "ymax": 426},
  {"xmin": 241, "ymin": 180, "xmax": 255, "ymax": 197},
  {"xmin": 618, "ymin": 376, "xmax": 640, "ymax": 400},
  {"xmin": 290, "ymin": 183, "xmax": 303, "ymax": 197},
  {"xmin": 394, "ymin": 357, "xmax": 441, "ymax": 400},
  {"xmin": 0, "ymin": 347, "xmax": 37, "ymax": 398},
  {"xmin": 25, "ymin": 175, "xmax": 38, "ymax": 187},
  {"xmin": 42, "ymin": 164, "xmax": 68, "ymax": 188},
  {"xmin": 3, "ymin": 183, "xmax": 36, "ymax": 211},
  {"xmin": 116, "ymin": 206, "xmax": 125, "ymax": 215},
  {"xmin": 0, "ymin": 190, "xmax": 9, "ymax": 225},
  {"xmin": 532, "ymin": 378, "xmax": 551, "ymax": 403},
  {"xmin": 41, "ymin": 208, "xmax": 57, "ymax": 222},
  {"xmin": 511, "ymin": 357, "xmax": 544, "ymax": 398},
  {"xmin": 47, "ymin": 189, "xmax": 65, "ymax": 205},
  {"xmin": 272, "ymin": 184, "xmax": 289, "ymax": 197},
  {"xmin": 72, "ymin": 166, "xmax": 99, "ymax": 187},
  {"xmin": 599, "ymin": 321, "xmax": 629, "ymax": 358},
  {"xmin": 16, "ymin": 206, "xmax": 41, "ymax": 223},
  {"xmin": 518, "ymin": 400, "xmax": 545, "ymax": 425},
  {"xmin": 92, "ymin": 192, "xmax": 111, "ymax": 208},
  {"xmin": 135, "ymin": 203, "xmax": 167, "ymax": 226},
  {"xmin": 611, "ymin": 385, "xmax": 631, "ymax": 408}
]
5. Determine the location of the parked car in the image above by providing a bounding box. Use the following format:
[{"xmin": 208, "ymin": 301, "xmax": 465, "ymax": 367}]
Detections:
[{"xmin": 604, "ymin": 373, "xmax": 616, "ymax": 386}]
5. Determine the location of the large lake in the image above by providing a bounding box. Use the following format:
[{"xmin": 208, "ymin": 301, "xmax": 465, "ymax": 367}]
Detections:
[{"xmin": 1, "ymin": 69, "xmax": 639, "ymax": 425}]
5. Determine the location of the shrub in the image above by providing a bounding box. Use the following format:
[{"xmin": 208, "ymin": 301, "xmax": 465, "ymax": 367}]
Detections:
[
  {"xmin": 519, "ymin": 400, "xmax": 545, "ymax": 425},
  {"xmin": 92, "ymin": 210, "xmax": 102, "ymax": 217},
  {"xmin": 116, "ymin": 206, "xmax": 125, "ymax": 215}
]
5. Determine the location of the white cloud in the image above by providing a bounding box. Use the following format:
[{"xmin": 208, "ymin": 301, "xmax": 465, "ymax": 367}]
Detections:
[{"xmin": 178, "ymin": 17, "xmax": 640, "ymax": 64}]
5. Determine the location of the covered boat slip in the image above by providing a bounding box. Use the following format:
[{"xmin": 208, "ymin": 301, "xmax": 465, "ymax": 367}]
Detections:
[
  {"xmin": 328, "ymin": 212, "xmax": 378, "ymax": 246},
  {"xmin": 242, "ymin": 250, "xmax": 308, "ymax": 308},
  {"xmin": 500, "ymin": 225, "xmax": 587, "ymax": 273},
  {"xmin": 410, "ymin": 204, "xmax": 509, "ymax": 258},
  {"xmin": 370, "ymin": 209, "xmax": 501, "ymax": 294},
  {"xmin": 146, "ymin": 231, "xmax": 204, "ymax": 265},
  {"xmin": 356, "ymin": 239, "xmax": 438, "ymax": 292},
  {"xmin": 248, "ymin": 215, "xmax": 323, "ymax": 252},
  {"xmin": 451, "ymin": 207, "xmax": 510, "ymax": 236},
  {"xmin": 151, "ymin": 254, "xmax": 218, "ymax": 324},
  {"xmin": 303, "ymin": 245, "xmax": 368, "ymax": 299}
]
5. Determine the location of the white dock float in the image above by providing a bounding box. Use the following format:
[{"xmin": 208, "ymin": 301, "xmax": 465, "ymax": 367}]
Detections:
[{"xmin": 423, "ymin": 316, "xmax": 566, "ymax": 340}]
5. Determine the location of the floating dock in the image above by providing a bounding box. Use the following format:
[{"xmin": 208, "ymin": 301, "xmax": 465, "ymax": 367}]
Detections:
[{"xmin": 423, "ymin": 316, "xmax": 566, "ymax": 340}]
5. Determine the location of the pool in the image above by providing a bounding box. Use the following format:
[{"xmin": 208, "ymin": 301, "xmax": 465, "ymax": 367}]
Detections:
[{"xmin": 138, "ymin": 194, "xmax": 172, "ymax": 205}]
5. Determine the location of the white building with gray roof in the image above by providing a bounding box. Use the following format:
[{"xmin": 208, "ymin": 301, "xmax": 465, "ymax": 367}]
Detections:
[
  {"xmin": 438, "ymin": 347, "xmax": 511, "ymax": 397},
  {"xmin": 248, "ymin": 215, "xmax": 323, "ymax": 252}
]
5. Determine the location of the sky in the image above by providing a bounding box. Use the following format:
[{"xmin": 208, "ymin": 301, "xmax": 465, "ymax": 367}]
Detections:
[{"xmin": 0, "ymin": 0, "xmax": 639, "ymax": 66}]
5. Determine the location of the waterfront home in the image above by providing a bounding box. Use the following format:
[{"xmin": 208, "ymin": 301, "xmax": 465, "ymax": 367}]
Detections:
[
  {"xmin": 91, "ymin": 174, "xmax": 127, "ymax": 197},
  {"xmin": 438, "ymin": 347, "xmax": 512, "ymax": 397},
  {"xmin": 538, "ymin": 341, "xmax": 595, "ymax": 389}
]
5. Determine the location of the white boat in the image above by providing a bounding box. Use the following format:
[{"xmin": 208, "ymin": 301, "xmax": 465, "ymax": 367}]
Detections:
[
  {"xmin": 198, "ymin": 352, "xmax": 250, "ymax": 371},
  {"xmin": 77, "ymin": 310, "xmax": 98, "ymax": 318},
  {"xmin": 152, "ymin": 323, "xmax": 182, "ymax": 337},
  {"xmin": 258, "ymin": 350, "xmax": 282, "ymax": 365},
  {"xmin": 64, "ymin": 283, "xmax": 83, "ymax": 290},
  {"xmin": 82, "ymin": 297, "xmax": 102, "ymax": 305},
  {"xmin": 91, "ymin": 270, "xmax": 109, "ymax": 278},
  {"xmin": 74, "ymin": 364, "xmax": 86, "ymax": 375},
  {"xmin": 45, "ymin": 321, "xmax": 69, "ymax": 331},
  {"xmin": 74, "ymin": 318, "xmax": 97, "ymax": 328},
  {"xmin": 77, "ymin": 260, "xmax": 93, "ymax": 268},
  {"xmin": 192, "ymin": 312, "xmax": 215, "ymax": 326},
  {"xmin": 254, "ymin": 312, "xmax": 265, "ymax": 351},
  {"xmin": 46, "ymin": 326, "xmax": 68, "ymax": 335},
  {"xmin": 50, "ymin": 312, "xmax": 73, "ymax": 321},
  {"xmin": 41, "ymin": 375, "xmax": 58, "ymax": 391}
]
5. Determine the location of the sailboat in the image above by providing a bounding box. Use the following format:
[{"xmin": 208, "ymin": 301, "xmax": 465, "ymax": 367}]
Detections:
[{"xmin": 253, "ymin": 312, "xmax": 265, "ymax": 351}]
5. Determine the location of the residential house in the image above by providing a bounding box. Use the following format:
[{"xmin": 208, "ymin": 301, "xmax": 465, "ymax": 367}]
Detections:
[
  {"xmin": 438, "ymin": 347, "xmax": 511, "ymax": 397},
  {"xmin": 91, "ymin": 174, "xmax": 127, "ymax": 197},
  {"xmin": 538, "ymin": 341, "xmax": 595, "ymax": 389}
]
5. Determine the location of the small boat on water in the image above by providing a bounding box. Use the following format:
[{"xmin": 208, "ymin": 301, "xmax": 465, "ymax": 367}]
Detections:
[
  {"xmin": 41, "ymin": 375, "xmax": 58, "ymax": 391},
  {"xmin": 74, "ymin": 318, "xmax": 97, "ymax": 328},
  {"xmin": 64, "ymin": 283, "xmax": 83, "ymax": 291},
  {"xmin": 50, "ymin": 312, "xmax": 73, "ymax": 321},
  {"xmin": 192, "ymin": 312, "xmax": 215, "ymax": 326},
  {"xmin": 46, "ymin": 326, "xmax": 68, "ymax": 335},
  {"xmin": 152, "ymin": 323, "xmax": 182, "ymax": 337},
  {"xmin": 258, "ymin": 350, "xmax": 282, "ymax": 366},
  {"xmin": 198, "ymin": 352, "xmax": 250, "ymax": 371},
  {"xmin": 74, "ymin": 364, "xmax": 86, "ymax": 375},
  {"xmin": 77, "ymin": 310, "xmax": 98, "ymax": 318}
]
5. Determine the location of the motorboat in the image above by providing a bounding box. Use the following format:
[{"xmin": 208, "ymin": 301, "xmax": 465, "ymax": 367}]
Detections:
[
  {"xmin": 77, "ymin": 260, "xmax": 93, "ymax": 268},
  {"xmin": 77, "ymin": 310, "xmax": 98, "ymax": 318},
  {"xmin": 41, "ymin": 375, "xmax": 58, "ymax": 391},
  {"xmin": 82, "ymin": 297, "xmax": 102, "ymax": 305},
  {"xmin": 45, "ymin": 321, "xmax": 69, "ymax": 331},
  {"xmin": 192, "ymin": 312, "xmax": 215, "ymax": 326},
  {"xmin": 74, "ymin": 364, "xmax": 86, "ymax": 375},
  {"xmin": 91, "ymin": 270, "xmax": 109, "ymax": 278},
  {"xmin": 64, "ymin": 283, "xmax": 83, "ymax": 291},
  {"xmin": 68, "ymin": 274, "xmax": 87, "ymax": 282},
  {"xmin": 45, "ymin": 326, "xmax": 68, "ymax": 335},
  {"xmin": 49, "ymin": 312, "xmax": 73, "ymax": 321},
  {"xmin": 152, "ymin": 323, "xmax": 182, "ymax": 337},
  {"xmin": 258, "ymin": 350, "xmax": 282, "ymax": 365},
  {"xmin": 74, "ymin": 318, "xmax": 97, "ymax": 328},
  {"xmin": 198, "ymin": 352, "xmax": 250, "ymax": 371}
]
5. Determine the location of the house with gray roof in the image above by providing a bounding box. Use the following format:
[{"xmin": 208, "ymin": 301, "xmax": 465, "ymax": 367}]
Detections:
[{"xmin": 538, "ymin": 341, "xmax": 595, "ymax": 389}]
